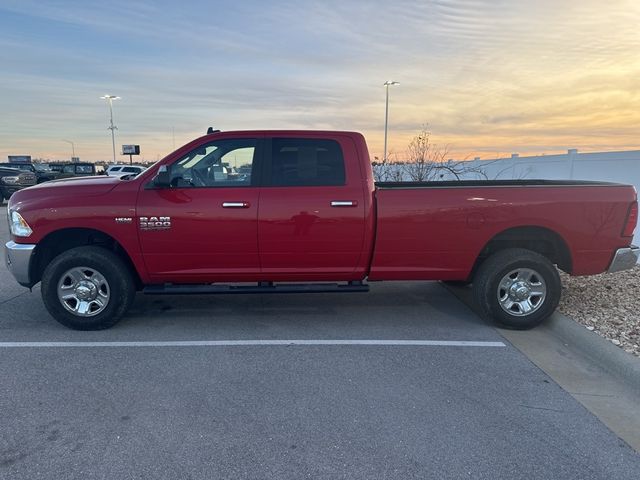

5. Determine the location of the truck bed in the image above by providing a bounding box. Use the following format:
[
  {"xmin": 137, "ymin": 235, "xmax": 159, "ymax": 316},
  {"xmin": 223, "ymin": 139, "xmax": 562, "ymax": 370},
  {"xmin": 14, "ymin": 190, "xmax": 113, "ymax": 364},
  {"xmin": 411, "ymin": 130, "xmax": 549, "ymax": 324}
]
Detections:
[
  {"xmin": 369, "ymin": 181, "xmax": 636, "ymax": 281},
  {"xmin": 375, "ymin": 179, "xmax": 623, "ymax": 189}
]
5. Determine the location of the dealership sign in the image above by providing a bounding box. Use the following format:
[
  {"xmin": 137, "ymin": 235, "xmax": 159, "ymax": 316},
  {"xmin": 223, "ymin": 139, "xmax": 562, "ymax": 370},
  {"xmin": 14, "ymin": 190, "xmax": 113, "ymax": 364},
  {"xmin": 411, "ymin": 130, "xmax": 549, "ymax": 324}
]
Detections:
[
  {"xmin": 8, "ymin": 155, "xmax": 31, "ymax": 163},
  {"xmin": 122, "ymin": 145, "xmax": 140, "ymax": 155}
]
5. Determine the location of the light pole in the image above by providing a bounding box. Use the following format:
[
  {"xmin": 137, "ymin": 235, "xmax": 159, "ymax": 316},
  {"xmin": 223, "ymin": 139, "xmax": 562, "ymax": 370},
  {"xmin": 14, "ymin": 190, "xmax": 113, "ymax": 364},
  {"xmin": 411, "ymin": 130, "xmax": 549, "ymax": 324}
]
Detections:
[
  {"xmin": 383, "ymin": 81, "xmax": 399, "ymax": 163},
  {"xmin": 100, "ymin": 94, "xmax": 120, "ymax": 163},
  {"xmin": 62, "ymin": 139, "xmax": 75, "ymax": 160}
]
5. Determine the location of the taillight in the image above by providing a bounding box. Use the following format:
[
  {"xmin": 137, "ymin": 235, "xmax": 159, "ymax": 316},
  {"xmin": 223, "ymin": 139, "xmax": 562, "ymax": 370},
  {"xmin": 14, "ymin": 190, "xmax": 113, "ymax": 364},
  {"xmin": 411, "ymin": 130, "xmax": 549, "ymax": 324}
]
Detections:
[{"xmin": 622, "ymin": 201, "xmax": 638, "ymax": 237}]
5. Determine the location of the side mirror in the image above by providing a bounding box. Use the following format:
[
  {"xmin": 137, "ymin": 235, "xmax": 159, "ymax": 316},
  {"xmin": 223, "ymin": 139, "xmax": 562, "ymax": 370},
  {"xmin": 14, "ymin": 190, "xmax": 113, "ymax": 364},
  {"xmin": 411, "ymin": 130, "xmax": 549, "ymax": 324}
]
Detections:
[{"xmin": 153, "ymin": 165, "xmax": 171, "ymax": 188}]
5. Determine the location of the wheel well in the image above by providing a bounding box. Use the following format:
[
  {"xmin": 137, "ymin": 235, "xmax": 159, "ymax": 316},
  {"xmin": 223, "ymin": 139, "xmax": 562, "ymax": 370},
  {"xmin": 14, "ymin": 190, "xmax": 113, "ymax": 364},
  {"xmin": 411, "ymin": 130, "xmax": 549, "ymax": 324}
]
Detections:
[
  {"xmin": 31, "ymin": 228, "xmax": 142, "ymax": 288},
  {"xmin": 470, "ymin": 226, "xmax": 572, "ymax": 280}
]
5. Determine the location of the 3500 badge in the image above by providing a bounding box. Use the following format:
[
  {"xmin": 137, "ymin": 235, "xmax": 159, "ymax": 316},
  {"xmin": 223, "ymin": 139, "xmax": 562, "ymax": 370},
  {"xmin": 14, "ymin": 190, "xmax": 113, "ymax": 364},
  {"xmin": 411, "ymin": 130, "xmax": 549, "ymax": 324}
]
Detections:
[{"xmin": 139, "ymin": 216, "xmax": 171, "ymax": 230}]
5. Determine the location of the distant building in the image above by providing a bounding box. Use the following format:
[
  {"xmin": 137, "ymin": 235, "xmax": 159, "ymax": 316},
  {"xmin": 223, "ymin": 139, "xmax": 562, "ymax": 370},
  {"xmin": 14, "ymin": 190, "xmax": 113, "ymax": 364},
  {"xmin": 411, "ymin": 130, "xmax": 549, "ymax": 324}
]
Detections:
[{"xmin": 456, "ymin": 149, "xmax": 640, "ymax": 188}]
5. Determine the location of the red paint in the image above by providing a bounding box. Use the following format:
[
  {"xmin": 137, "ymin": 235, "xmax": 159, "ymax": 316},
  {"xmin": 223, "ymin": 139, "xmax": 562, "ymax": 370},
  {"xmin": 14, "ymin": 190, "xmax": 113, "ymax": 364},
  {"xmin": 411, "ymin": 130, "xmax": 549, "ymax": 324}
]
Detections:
[
  {"xmin": 9, "ymin": 130, "xmax": 637, "ymax": 286},
  {"xmin": 138, "ymin": 186, "xmax": 261, "ymax": 282},
  {"xmin": 369, "ymin": 185, "xmax": 635, "ymax": 279}
]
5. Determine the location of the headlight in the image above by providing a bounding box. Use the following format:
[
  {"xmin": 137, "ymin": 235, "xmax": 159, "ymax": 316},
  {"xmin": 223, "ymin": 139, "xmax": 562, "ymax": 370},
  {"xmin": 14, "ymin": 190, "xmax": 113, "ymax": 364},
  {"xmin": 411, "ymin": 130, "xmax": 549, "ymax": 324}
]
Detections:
[
  {"xmin": 9, "ymin": 211, "xmax": 33, "ymax": 237},
  {"xmin": 1, "ymin": 176, "xmax": 19, "ymax": 185}
]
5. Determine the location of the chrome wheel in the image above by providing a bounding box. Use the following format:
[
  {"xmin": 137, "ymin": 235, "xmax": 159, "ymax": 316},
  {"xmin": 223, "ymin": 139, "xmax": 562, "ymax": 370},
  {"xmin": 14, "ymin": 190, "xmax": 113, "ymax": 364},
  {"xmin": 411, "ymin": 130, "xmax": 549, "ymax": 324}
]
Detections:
[
  {"xmin": 57, "ymin": 266, "xmax": 110, "ymax": 317},
  {"xmin": 497, "ymin": 268, "xmax": 546, "ymax": 317}
]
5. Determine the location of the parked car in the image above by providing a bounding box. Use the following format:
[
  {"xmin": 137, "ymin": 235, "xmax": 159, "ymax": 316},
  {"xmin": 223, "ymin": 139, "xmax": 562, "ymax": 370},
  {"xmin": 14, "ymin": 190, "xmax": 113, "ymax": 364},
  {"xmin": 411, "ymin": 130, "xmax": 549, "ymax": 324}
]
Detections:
[
  {"xmin": 47, "ymin": 163, "xmax": 64, "ymax": 174},
  {"xmin": 47, "ymin": 162, "xmax": 97, "ymax": 178},
  {"xmin": 106, "ymin": 165, "xmax": 146, "ymax": 178},
  {"xmin": 0, "ymin": 163, "xmax": 59, "ymax": 183},
  {"xmin": 4, "ymin": 130, "xmax": 638, "ymax": 330},
  {"xmin": 59, "ymin": 163, "xmax": 97, "ymax": 178},
  {"xmin": 0, "ymin": 166, "xmax": 37, "ymax": 202}
]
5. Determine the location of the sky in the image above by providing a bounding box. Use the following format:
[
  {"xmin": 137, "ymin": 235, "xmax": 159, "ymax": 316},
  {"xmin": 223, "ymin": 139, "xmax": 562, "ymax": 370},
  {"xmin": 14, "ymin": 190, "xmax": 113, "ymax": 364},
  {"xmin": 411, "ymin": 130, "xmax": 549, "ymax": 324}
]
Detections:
[{"xmin": 0, "ymin": 0, "xmax": 639, "ymax": 163}]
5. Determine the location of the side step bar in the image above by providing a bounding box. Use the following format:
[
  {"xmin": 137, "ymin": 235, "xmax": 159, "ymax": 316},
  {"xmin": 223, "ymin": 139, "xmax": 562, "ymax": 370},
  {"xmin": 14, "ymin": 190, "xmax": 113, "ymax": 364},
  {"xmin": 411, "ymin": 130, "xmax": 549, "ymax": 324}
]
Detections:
[{"xmin": 143, "ymin": 281, "xmax": 369, "ymax": 295}]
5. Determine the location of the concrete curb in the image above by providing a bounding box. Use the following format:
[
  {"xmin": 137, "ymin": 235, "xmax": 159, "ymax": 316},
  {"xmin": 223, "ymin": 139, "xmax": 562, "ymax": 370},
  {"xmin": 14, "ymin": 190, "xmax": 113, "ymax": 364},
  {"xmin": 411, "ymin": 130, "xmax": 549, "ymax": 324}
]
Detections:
[
  {"xmin": 544, "ymin": 312, "xmax": 640, "ymax": 394},
  {"xmin": 441, "ymin": 282, "xmax": 640, "ymax": 394}
]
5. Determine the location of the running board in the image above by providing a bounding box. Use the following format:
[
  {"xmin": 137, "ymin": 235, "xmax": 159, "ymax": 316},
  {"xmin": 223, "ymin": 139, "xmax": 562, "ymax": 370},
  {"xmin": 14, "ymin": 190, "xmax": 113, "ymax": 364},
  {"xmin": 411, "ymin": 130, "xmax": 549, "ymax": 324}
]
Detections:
[{"xmin": 143, "ymin": 281, "xmax": 369, "ymax": 295}]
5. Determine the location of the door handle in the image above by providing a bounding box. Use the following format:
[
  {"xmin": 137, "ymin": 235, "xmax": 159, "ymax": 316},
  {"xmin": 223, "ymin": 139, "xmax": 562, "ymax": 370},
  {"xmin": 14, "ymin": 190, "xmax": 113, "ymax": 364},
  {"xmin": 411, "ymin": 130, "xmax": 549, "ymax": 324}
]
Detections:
[
  {"xmin": 330, "ymin": 201, "xmax": 357, "ymax": 207},
  {"xmin": 222, "ymin": 202, "xmax": 250, "ymax": 208}
]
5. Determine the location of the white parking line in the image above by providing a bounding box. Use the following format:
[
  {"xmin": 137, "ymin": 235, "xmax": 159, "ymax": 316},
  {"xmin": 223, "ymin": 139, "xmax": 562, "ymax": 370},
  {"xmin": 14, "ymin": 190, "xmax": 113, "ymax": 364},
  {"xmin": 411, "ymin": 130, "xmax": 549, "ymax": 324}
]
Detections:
[{"xmin": 0, "ymin": 340, "xmax": 505, "ymax": 348}]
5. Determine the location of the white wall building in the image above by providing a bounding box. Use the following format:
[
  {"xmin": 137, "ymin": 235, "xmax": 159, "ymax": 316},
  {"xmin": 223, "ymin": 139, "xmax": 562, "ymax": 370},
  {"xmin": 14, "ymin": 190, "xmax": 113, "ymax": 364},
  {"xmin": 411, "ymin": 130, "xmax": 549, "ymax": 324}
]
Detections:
[{"xmin": 459, "ymin": 149, "xmax": 640, "ymax": 188}]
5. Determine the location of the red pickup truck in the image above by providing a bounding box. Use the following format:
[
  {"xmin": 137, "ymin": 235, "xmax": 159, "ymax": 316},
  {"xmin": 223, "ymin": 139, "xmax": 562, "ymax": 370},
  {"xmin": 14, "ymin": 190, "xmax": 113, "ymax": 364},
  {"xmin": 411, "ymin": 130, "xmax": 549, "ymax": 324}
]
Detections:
[{"xmin": 5, "ymin": 130, "xmax": 639, "ymax": 330}]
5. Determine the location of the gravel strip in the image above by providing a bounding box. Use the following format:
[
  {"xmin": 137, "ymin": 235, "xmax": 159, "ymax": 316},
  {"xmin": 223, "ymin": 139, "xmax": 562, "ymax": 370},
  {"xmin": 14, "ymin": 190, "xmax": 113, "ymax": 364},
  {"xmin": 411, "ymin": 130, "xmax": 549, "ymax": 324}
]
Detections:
[{"xmin": 559, "ymin": 267, "xmax": 640, "ymax": 358}]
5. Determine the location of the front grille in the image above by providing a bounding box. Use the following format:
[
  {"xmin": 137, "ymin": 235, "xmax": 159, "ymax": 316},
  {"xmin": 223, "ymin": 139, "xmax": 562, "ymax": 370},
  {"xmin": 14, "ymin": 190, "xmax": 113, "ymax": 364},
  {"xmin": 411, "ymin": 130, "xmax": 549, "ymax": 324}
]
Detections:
[{"xmin": 18, "ymin": 173, "xmax": 37, "ymax": 185}]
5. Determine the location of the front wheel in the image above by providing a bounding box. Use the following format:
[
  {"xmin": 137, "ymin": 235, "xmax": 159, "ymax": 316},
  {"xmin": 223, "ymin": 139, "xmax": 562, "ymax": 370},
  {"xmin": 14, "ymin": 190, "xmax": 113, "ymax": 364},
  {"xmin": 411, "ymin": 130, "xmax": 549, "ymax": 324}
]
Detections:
[
  {"xmin": 472, "ymin": 248, "xmax": 561, "ymax": 330},
  {"xmin": 41, "ymin": 246, "xmax": 136, "ymax": 330}
]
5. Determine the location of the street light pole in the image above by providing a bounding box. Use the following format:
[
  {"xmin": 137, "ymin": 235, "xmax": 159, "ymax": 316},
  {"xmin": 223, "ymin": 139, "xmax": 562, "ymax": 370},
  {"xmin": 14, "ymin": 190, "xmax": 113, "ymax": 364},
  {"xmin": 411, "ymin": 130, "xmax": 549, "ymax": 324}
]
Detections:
[
  {"xmin": 100, "ymin": 95, "xmax": 120, "ymax": 163},
  {"xmin": 62, "ymin": 139, "xmax": 75, "ymax": 160},
  {"xmin": 383, "ymin": 81, "xmax": 399, "ymax": 163}
]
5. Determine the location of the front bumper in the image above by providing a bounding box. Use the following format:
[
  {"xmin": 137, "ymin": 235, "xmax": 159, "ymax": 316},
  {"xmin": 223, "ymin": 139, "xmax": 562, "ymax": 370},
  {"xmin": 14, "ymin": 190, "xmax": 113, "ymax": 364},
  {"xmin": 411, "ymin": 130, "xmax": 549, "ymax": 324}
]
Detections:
[
  {"xmin": 608, "ymin": 245, "xmax": 639, "ymax": 273},
  {"xmin": 4, "ymin": 241, "xmax": 36, "ymax": 286}
]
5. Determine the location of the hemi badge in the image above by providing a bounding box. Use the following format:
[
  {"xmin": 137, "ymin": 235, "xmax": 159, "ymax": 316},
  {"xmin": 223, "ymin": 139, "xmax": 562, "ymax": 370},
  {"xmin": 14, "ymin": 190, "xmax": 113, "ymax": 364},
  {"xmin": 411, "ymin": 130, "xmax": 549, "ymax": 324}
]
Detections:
[{"xmin": 115, "ymin": 217, "xmax": 133, "ymax": 224}]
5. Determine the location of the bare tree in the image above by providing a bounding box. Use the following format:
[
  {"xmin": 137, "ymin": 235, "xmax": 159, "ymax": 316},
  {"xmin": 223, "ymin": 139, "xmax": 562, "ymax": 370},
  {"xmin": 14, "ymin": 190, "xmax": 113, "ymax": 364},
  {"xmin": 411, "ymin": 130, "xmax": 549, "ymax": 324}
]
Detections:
[
  {"xmin": 372, "ymin": 152, "xmax": 404, "ymax": 182},
  {"xmin": 402, "ymin": 129, "xmax": 451, "ymax": 181},
  {"xmin": 401, "ymin": 128, "xmax": 492, "ymax": 181},
  {"xmin": 372, "ymin": 127, "xmax": 514, "ymax": 182},
  {"xmin": 371, "ymin": 156, "xmax": 390, "ymax": 182}
]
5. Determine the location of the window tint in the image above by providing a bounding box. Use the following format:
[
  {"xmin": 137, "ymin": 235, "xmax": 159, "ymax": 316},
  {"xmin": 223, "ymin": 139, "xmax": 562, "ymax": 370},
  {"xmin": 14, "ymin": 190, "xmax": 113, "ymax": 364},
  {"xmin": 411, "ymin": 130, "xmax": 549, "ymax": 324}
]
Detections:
[
  {"xmin": 76, "ymin": 165, "xmax": 94, "ymax": 174},
  {"xmin": 270, "ymin": 138, "xmax": 345, "ymax": 187},
  {"xmin": 170, "ymin": 138, "xmax": 257, "ymax": 188},
  {"xmin": 110, "ymin": 167, "xmax": 121, "ymax": 172},
  {"xmin": 63, "ymin": 165, "xmax": 75, "ymax": 173},
  {"xmin": 122, "ymin": 167, "xmax": 138, "ymax": 173}
]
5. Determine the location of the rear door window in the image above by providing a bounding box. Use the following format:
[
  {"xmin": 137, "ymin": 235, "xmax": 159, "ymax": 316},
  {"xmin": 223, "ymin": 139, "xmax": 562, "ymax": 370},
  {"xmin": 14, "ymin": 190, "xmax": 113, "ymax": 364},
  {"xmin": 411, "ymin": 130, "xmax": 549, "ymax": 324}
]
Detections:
[{"xmin": 268, "ymin": 138, "xmax": 345, "ymax": 187}]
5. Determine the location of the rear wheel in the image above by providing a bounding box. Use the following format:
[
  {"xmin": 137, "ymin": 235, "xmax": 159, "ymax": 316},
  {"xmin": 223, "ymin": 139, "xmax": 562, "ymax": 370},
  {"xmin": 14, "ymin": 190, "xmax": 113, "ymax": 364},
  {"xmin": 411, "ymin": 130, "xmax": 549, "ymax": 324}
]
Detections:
[
  {"xmin": 41, "ymin": 246, "xmax": 135, "ymax": 330},
  {"xmin": 472, "ymin": 248, "xmax": 561, "ymax": 329}
]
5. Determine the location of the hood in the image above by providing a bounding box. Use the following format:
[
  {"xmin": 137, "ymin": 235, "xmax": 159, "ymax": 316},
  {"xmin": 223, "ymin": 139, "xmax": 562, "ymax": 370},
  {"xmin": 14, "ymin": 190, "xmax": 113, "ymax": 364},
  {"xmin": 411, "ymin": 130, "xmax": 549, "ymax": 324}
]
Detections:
[{"xmin": 11, "ymin": 175, "xmax": 122, "ymax": 202}]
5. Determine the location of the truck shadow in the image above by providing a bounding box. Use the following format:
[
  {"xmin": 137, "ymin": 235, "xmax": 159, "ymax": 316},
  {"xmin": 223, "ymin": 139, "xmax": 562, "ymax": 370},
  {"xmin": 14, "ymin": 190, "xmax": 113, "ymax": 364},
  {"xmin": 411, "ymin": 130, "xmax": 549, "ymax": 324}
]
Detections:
[{"xmin": 122, "ymin": 281, "xmax": 489, "ymax": 333}]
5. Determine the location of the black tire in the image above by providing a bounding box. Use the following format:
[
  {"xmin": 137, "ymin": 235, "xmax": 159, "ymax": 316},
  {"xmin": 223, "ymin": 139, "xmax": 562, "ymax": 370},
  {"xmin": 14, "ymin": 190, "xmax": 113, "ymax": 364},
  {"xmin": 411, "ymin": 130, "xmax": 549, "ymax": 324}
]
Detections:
[
  {"xmin": 472, "ymin": 248, "xmax": 561, "ymax": 330},
  {"xmin": 41, "ymin": 246, "xmax": 135, "ymax": 330}
]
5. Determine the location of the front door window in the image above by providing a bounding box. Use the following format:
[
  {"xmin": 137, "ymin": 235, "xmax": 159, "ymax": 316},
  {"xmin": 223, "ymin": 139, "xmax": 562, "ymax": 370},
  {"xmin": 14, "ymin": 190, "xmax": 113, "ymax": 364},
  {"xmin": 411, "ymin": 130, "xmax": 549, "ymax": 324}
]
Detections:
[{"xmin": 170, "ymin": 140, "xmax": 257, "ymax": 188}]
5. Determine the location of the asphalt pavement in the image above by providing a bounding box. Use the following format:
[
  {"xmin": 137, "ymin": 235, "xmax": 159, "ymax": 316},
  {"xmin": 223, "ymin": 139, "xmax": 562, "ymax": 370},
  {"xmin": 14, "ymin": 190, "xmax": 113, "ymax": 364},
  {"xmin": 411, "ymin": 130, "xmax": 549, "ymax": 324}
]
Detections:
[{"xmin": 1, "ymin": 204, "xmax": 639, "ymax": 479}]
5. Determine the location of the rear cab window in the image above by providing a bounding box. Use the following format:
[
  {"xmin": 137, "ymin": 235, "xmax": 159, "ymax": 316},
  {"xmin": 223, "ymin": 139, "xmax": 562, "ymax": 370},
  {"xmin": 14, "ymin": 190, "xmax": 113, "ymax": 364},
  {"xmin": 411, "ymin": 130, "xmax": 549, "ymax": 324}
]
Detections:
[{"xmin": 268, "ymin": 138, "xmax": 345, "ymax": 187}]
